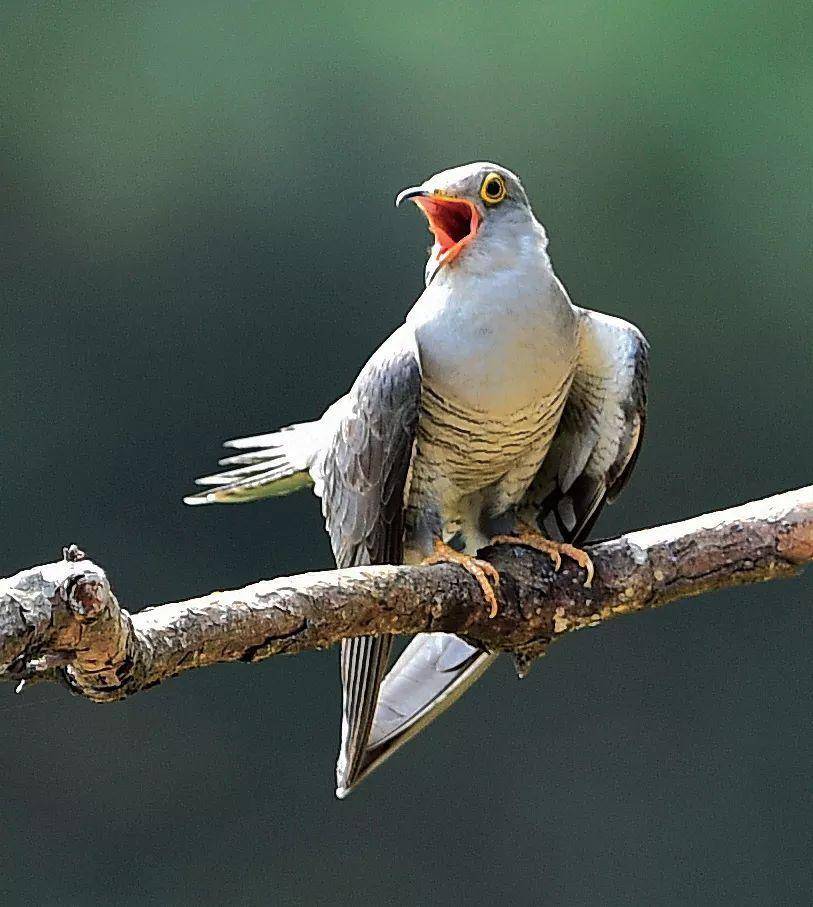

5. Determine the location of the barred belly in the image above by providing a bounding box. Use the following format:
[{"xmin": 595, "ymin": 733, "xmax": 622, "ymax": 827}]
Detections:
[{"xmin": 406, "ymin": 373, "xmax": 571, "ymax": 552}]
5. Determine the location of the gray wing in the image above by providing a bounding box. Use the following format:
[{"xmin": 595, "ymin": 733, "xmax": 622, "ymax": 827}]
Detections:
[
  {"xmin": 521, "ymin": 309, "xmax": 649, "ymax": 543},
  {"xmin": 318, "ymin": 326, "xmax": 422, "ymax": 798}
]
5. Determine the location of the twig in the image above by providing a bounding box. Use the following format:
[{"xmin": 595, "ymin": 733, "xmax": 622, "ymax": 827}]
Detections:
[{"xmin": 1, "ymin": 486, "xmax": 810, "ymax": 701}]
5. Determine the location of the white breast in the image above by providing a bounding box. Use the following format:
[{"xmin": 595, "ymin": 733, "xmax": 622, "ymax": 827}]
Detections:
[
  {"xmin": 407, "ymin": 263, "xmax": 579, "ymax": 415},
  {"xmin": 405, "ymin": 259, "xmax": 579, "ymax": 510}
]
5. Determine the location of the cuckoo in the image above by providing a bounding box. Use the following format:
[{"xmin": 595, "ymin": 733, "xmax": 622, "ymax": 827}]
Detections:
[{"xmin": 186, "ymin": 162, "xmax": 649, "ymax": 798}]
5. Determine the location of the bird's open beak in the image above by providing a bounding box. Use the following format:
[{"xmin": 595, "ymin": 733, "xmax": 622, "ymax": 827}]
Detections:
[{"xmin": 396, "ymin": 187, "xmax": 481, "ymax": 266}]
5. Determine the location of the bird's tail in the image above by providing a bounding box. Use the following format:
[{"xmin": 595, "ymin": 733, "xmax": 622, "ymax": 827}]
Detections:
[
  {"xmin": 183, "ymin": 421, "xmax": 320, "ymax": 505},
  {"xmin": 335, "ymin": 634, "xmax": 497, "ymax": 798}
]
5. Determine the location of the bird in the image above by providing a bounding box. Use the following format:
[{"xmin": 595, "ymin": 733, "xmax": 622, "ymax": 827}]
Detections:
[{"xmin": 185, "ymin": 162, "xmax": 649, "ymax": 799}]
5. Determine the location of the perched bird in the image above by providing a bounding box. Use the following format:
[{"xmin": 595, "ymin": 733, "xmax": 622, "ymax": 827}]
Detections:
[{"xmin": 185, "ymin": 162, "xmax": 649, "ymax": 798}]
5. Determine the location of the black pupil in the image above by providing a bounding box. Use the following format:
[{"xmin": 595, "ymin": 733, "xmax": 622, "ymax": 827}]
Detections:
[{"xmin": 486, "ymin": 179, "xmax": 502, "ymax": 198}]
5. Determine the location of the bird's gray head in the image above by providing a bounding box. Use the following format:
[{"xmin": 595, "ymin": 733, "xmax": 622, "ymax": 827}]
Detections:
[{"xmin": 396, "ymin": 162, "xmax": 547, "ymax": 282}]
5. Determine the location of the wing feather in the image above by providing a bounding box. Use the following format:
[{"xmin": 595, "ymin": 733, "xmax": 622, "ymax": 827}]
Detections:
[
  {"xmin": 316, "ymin": 326, "xmax": 422, "ymax": 797},
  {"xmin": 522, "ymin": 310, "xmax": 649, "ymax": 544}
]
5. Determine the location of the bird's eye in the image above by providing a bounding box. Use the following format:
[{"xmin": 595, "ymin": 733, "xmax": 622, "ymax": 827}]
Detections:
[{"xmin": 480, "ymin": 172, "xmax": 507, "ymax": 204}]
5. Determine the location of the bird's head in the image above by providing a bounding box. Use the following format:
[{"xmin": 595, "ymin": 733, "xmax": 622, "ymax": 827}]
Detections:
[{"xmin": 396, "ymin": 162, "xmax": 545, "ymax": 282}]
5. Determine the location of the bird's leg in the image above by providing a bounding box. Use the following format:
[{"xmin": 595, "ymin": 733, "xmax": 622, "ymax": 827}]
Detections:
[
  {"xmin": 490, "ymin": 521, "xmax": 594, "ymax": 588},
  {"xmin": 422, "ymin": 539, "xmax": 501, "ymax": 619}
]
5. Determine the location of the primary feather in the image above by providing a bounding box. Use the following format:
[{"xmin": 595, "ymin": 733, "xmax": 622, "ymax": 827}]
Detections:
[{"xmin": 183, "ymin": 422, "xmax": 320, "ymax": 505}]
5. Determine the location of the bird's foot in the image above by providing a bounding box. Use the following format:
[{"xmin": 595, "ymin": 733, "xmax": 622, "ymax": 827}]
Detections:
[
  {"xmin": 422, "ymin": 539, "xmax": 500, "ymax": 618},
  {"xmin": 490, "ymin": 527, "xmax": 594, "ymax": 588}
]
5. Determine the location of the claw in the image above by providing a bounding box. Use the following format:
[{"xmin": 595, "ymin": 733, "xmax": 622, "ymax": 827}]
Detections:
[
  {"xmin": 558, "ymin": 542, "xmax": 595, "ymax": 588},
  {"xmin": 491, "ymin": 528, "xmax": 594, "ymax": 588},
  {"xmin": 423, "ymin": 539, "xmax": 501, "ymax": 618}
]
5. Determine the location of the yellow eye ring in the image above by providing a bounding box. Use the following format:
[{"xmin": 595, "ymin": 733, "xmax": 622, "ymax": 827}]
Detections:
[{"xmin": 480, "ymin": 172, "xmax": 507, "ymax": 205}]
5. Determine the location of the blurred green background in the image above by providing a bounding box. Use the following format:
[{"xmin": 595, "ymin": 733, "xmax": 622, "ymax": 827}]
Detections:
[{"xmin": 2, "ymin": 1, "xmax": 811, "ymax": 904}]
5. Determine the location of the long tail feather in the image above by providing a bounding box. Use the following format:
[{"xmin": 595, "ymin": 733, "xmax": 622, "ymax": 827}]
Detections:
[{"xmin": 337, "ymin": 634, "xmax": 496, "ymax": 797}]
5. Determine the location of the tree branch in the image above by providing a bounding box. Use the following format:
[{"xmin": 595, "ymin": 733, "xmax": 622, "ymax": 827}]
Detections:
[{"xmin": 1, "ymin": 486, "xmax": 810, "ymax": 700}]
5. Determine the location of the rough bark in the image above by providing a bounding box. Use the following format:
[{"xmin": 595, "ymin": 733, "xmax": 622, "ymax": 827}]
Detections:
[{"xmin": 1, "ymin": 486, "xmax": 810, "ymax": 701}]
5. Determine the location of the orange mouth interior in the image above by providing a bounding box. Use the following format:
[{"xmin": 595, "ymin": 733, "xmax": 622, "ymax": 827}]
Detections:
[{"xmin": 414, "ymin": 195, "xmax": 481, "ymax": 263}]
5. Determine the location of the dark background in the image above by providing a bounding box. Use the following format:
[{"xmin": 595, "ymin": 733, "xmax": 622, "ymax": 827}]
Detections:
[{"xmin": 2, "ymin": 2, "xmax": 811, "ymax": 904}]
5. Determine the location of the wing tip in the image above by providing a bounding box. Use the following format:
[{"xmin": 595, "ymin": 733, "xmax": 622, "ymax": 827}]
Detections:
[
  {"xmin": 183, "ymin": 493, "xmax": 214, "ymax": 506},
  {"xmin": 222, "ymin": 433, "xmax": 274, "ymax": 450}
]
